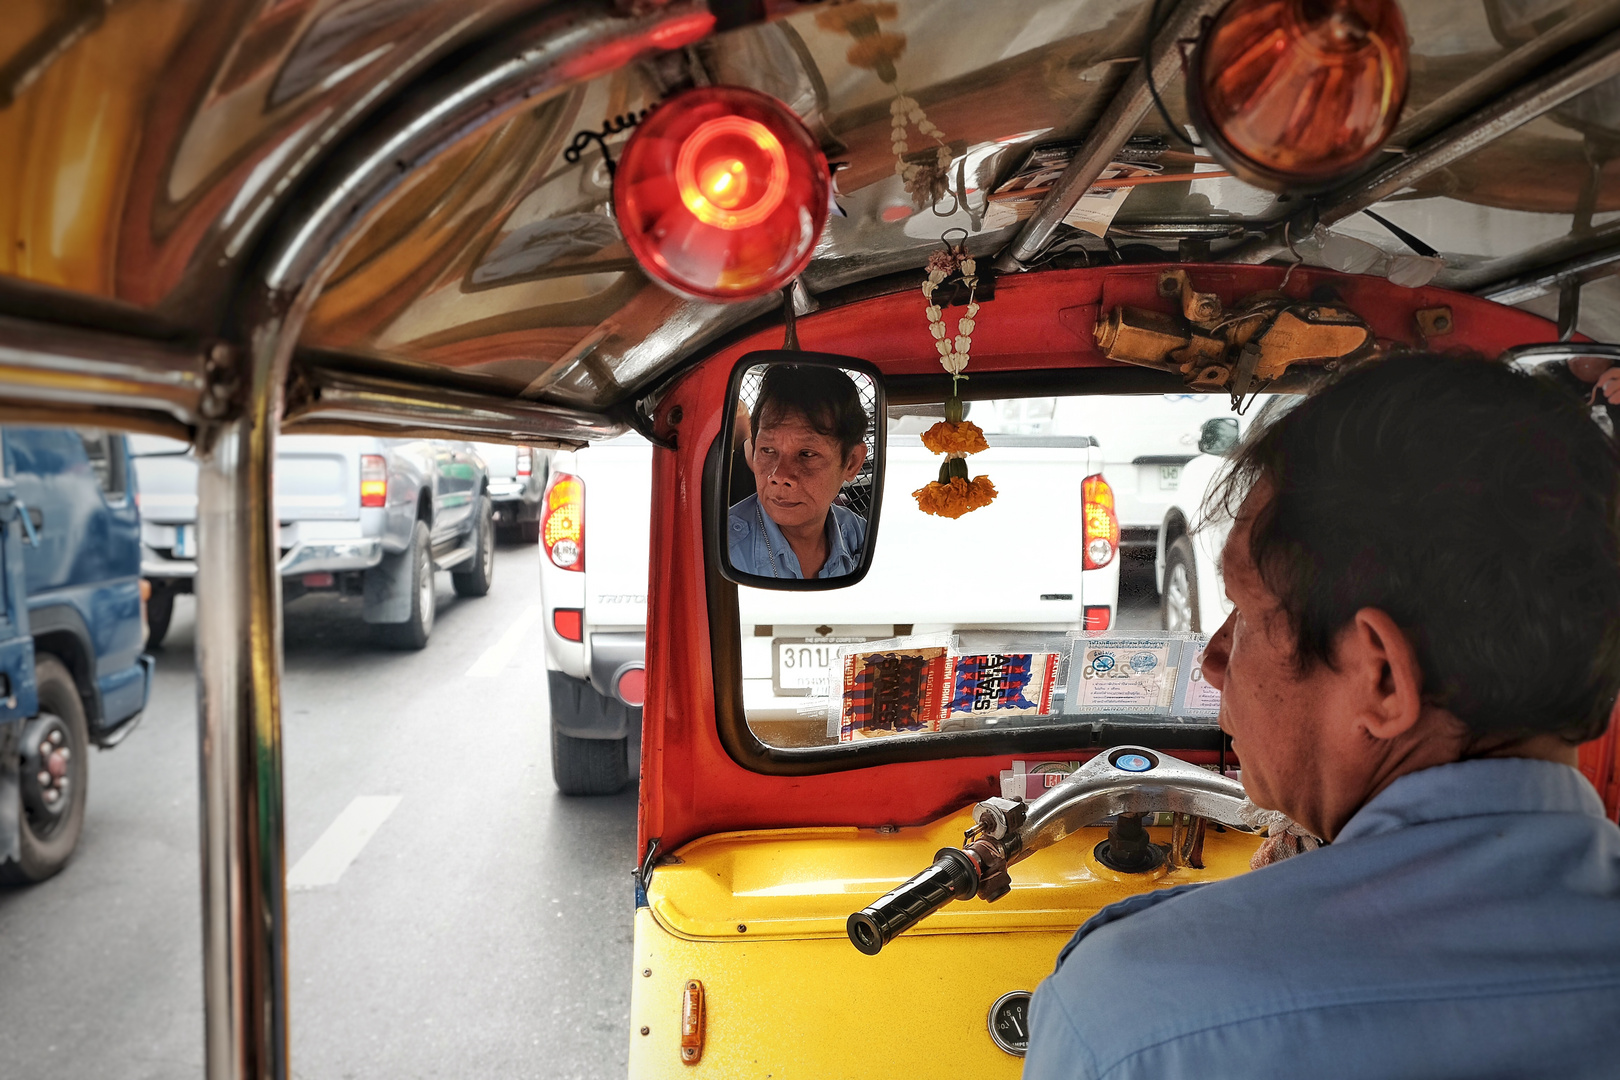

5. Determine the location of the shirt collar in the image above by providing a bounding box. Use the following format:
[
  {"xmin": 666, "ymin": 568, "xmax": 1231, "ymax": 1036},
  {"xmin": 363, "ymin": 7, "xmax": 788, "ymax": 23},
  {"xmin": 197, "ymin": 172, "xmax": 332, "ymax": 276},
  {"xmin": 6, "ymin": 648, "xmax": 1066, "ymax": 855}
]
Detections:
[
  {"xmin": 750, "ymin": 495, "xmax": 856, "ymax": 579},
  {"xmin": 1336, "ymin": 758, "xmax": 1606, "ymax": 844}
]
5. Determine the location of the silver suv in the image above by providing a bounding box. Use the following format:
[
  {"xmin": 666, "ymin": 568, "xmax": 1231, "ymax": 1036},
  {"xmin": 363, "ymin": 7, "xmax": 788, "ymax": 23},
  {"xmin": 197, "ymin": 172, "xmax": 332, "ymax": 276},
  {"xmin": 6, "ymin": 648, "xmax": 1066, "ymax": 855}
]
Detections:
[{"xmin": 133, "ymin": 435, "xmax": 495, "ymax": 649}]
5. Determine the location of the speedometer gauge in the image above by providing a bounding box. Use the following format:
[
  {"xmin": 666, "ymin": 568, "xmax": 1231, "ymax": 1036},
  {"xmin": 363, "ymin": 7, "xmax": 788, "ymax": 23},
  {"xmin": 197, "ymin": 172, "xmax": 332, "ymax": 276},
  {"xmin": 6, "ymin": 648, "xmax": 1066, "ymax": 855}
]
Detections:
[{"xmin": 988, "ymin": 991, "xmax": 1032, "ymax": 1056}]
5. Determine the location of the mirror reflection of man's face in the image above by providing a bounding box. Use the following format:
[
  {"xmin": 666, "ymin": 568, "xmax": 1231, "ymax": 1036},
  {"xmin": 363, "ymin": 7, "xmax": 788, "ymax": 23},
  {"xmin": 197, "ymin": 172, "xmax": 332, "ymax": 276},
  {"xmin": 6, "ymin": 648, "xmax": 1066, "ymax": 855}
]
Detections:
[{"xmin": 747, "ymin": 412, "xmax": 867, "ymax": 532}]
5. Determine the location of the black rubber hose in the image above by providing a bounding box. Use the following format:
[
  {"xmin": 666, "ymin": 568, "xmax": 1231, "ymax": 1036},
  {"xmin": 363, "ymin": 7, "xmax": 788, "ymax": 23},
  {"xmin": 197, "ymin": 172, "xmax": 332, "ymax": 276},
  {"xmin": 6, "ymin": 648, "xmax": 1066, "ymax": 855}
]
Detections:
[{"xmin": 847, "ymin": 848, "xmax": 980, "ymax": 955}]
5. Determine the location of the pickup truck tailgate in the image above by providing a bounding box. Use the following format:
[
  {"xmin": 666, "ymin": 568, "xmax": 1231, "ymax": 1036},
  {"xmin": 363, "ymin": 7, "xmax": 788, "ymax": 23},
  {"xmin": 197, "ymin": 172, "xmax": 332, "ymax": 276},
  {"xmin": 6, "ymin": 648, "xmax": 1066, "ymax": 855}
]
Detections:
[
  {"xmin": 275, "ymin": 435, "xmax": 360, "ymax": 521},
  {"xmin": 739, "ymin": 441, "xmax": 1096, "ymax": 627},
  {"xmin": 581, "ymin": 435, "xmax": 652, "ymax": 628},
  {"xmin": 131, "ymin": 449, "xmax": 198, "ymax": 524},
  {"xmin": 475, "ymin": 442, "xmax": 518, "ymax": 479}
]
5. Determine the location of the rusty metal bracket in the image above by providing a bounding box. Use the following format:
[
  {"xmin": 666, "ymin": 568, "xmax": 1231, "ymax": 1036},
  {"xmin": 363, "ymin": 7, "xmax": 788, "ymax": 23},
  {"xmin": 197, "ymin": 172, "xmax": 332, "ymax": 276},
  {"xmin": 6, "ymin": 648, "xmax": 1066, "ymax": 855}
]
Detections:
[{"xmin": 1096, "ymin": 271, "xmax": 1375, "ymax": 406}]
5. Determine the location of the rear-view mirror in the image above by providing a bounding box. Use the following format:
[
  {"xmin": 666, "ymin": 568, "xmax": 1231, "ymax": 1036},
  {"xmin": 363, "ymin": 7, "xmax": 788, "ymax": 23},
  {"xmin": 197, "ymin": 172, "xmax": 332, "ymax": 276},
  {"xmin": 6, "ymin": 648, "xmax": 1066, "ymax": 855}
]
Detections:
[
  {"xmin": 717, "ymin": 350, "xmax": 885, "ymax": 590},
  {"xmin": 1198, "ymin": 417, "xmax": 1239, "ymax": 456}
]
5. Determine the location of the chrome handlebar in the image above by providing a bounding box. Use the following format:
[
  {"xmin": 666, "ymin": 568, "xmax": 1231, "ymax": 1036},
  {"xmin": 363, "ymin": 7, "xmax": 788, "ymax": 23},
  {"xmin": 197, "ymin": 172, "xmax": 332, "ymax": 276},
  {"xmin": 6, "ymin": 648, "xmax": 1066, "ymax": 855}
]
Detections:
[{"xmin": 847, "ymin": 747, "xmax": 1249, "ymax": 954}]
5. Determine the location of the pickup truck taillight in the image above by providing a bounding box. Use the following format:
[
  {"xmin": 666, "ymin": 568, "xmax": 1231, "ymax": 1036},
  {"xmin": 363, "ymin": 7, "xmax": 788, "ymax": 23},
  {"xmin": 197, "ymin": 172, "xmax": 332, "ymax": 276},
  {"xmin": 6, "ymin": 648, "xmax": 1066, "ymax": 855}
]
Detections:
[
  {"xmin": 360, "ymin": 454, "xmax": 387, "ymax": 508},
  {"xmin": 1082, "ymin": 473, "xmax": 1118, "ymax": 570},
  {"xmin": 553, "ymin": 608, "xmax": 583, "ymax": 642},
  {"xmin": 542, "ymin": 472, "xmax": 584, "ymax": 571},
  {"xmin": 516, "ymin": 446, "xmax": 532, "ymax": 477}
]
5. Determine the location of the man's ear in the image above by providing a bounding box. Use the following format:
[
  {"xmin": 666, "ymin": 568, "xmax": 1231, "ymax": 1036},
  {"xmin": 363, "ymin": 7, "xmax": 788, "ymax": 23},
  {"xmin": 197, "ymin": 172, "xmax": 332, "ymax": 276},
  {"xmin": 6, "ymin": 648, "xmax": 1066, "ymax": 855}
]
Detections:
[
  {"xmin": 1344, "ymin": 607, "xmax": 1424, "ymax": 741},
  {"xmin": 842, "ymin": 441, "xmax": 868, "ymax": 480}
]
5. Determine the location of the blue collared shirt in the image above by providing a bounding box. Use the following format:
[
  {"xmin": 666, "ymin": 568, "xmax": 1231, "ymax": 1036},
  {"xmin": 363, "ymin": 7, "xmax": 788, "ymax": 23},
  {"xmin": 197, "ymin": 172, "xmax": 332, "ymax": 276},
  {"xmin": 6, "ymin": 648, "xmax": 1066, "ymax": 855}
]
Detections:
[
  {"xmin": 1023, "ymin": 758, "xmax": 1620, "ymax": 1080},
  {"xmin": 728, "ymin": 493, "xmax": 866, "ymax": 579}
]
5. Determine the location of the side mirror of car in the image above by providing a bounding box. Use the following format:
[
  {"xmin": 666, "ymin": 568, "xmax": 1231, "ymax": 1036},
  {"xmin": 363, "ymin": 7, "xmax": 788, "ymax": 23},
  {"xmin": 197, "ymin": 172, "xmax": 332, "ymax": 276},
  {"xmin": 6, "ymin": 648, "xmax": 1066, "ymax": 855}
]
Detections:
[
  {"xmin": 716, "ymin": 350, "xmax": 885, "ymax": 590},
  {"xmin": 1198, "ymin": 417, "xmax": 1239, "ymax": 456}
]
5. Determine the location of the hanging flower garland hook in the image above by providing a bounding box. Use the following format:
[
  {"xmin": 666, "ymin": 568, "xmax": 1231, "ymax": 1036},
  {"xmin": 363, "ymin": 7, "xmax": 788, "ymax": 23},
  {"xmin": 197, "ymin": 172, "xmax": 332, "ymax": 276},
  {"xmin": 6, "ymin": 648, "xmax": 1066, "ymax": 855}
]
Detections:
[{"xmin": 914, "ymin": 230, "xmax": 995, "ymax": 518}]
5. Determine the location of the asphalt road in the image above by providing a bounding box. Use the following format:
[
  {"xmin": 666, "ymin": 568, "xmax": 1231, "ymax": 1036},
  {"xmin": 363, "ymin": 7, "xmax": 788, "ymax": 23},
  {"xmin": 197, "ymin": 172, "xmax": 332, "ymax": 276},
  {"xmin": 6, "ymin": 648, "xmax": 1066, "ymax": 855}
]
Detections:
[{"xmin": 0, "ymin": 542, "xmax": 638, "ymax": 1080}]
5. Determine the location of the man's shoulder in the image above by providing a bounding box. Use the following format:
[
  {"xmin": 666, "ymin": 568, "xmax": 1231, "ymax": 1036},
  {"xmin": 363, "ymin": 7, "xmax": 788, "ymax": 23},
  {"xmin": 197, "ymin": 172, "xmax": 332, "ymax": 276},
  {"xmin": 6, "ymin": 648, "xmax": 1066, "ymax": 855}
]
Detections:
[
  {"xmin": 729, "ymin": 495, "xmax": 759, "ymax": 542},
  {"xmin": 1055, "ymin": 882, "xmax": 1208, "ymax": 965},
  {"xmin": 830, "ymin": 500, "xmax": 866, "ymax": 538},
  {"xmin": 1031, "ymin": 816, "xmax": 1620, "ymax": 1079}
]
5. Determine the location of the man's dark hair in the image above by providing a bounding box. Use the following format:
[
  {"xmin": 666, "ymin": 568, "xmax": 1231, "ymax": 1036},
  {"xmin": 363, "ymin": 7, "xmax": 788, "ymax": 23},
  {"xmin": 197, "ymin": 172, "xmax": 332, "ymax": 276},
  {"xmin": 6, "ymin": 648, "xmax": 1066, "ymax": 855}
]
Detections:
[
  {"xmin": 1209, "ymin": 352, "xmax": 1620, "ymax": 746},
  {"xmin": 751, "ymin": 364, "xmax": 867, "ymax": 460}
]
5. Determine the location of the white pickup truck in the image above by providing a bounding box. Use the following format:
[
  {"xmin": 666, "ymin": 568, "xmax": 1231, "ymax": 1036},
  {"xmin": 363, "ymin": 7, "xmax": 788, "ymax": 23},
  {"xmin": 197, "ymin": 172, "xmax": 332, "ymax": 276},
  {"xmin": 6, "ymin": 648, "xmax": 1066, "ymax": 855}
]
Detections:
[
  {"xmin": 537, "ymin": 401, "xmax": 1124, "ymax": 793},
  {"xmin": 1154, "ymin": 396, "xmax": 1287, "ymax": 632},
  {"xmin": 1044, "ymin": 393, "xmax": 1258, "ymax": 564},
  {"xmin": 470, "ymin": 441, "xmax": 548, "ymax": 542}
]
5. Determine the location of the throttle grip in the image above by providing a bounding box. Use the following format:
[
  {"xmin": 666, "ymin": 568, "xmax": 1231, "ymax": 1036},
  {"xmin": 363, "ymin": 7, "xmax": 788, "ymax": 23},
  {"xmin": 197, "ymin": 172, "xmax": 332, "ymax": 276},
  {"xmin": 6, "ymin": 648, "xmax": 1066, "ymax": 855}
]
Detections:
[{"xmin": 847, "ymin": 847, "xmax": 980, "ymax": 955}]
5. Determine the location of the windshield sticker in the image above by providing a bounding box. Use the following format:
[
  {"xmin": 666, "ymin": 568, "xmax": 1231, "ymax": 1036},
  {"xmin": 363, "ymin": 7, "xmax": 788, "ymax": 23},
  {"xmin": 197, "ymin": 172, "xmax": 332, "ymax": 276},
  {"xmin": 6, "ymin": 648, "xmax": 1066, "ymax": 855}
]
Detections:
[
  {"xmin": 840, "ymin": 646, "xmax": 947, "ymax": 741},
  {"xmin": 943, "ymin": 653, "xmax": 1059, "ymax": 719},
  {"xmin": 1172, "ymin": 639, "xmax": 1222, "ymax": 717},
  {"xmin": 1064, "ymin": 638, "xmax": 1178, "ymax": 715}
]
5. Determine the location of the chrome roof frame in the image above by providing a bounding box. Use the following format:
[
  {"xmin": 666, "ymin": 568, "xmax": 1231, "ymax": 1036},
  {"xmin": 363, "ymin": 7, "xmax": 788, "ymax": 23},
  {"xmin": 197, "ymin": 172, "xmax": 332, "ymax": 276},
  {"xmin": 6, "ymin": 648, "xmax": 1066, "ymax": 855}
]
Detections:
[{"xmin": 0, "ymin": 5, "xmax": 1615, "ymax": 1079}]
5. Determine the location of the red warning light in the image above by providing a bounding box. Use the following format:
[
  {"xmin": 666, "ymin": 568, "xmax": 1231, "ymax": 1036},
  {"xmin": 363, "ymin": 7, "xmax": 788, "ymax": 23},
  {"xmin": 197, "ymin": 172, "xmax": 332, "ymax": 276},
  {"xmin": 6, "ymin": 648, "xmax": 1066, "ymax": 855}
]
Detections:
[
  {"xmin": 1189, "ymin": 0, "xmax": 1408, "ymax": 191},
  {"xmin": 614, "ymin": 86, "xmax": 830, "ymax": 301}
]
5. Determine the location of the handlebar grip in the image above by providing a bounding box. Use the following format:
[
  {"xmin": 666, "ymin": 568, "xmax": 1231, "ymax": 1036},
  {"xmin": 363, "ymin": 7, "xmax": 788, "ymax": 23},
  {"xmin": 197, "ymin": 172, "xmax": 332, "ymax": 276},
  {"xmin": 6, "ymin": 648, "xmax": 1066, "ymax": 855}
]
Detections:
[{"xmin": 847, "ymin": 848, "xmax": 979, "ymax": 955}]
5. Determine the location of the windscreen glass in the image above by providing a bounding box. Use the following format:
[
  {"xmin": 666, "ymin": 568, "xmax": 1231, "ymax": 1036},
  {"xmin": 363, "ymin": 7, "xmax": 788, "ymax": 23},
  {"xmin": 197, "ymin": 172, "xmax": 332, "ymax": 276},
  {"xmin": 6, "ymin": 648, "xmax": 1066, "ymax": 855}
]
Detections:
[{"xmin": 731, "ymin": 392, "xmax": 1277, "ymax": 751}]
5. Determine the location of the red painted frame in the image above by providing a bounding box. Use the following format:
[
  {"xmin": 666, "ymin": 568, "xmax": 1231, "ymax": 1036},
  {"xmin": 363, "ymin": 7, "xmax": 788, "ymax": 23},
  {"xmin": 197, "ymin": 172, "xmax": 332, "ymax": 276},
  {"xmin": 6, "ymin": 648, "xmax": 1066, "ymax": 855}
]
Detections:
[{"xmin": 636, "ymin": 264, "xmax": 1572, "ymax": 856}]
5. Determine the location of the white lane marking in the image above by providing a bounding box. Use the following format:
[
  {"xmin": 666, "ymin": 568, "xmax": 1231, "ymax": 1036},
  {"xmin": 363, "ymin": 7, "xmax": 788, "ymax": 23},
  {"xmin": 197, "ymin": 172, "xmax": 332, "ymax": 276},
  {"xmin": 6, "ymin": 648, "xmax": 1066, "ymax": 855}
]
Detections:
[
  {"xmin": 287, "ymin": 796, "xmax": 401, "ymax": 890},
  {"xmin": 465, "ymin": 604, "xmax": 543, "ymax": 678}
]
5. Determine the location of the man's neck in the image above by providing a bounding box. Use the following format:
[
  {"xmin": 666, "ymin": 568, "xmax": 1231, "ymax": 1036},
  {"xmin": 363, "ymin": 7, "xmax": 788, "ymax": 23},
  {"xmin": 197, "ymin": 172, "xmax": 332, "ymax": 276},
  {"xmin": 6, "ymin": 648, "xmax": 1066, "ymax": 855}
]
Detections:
[
  {"xmin": 1474, "ymin": 732, "xmax": 1579, "ymax": 767},
  {"xmin": 1323, "ymin": 724, "xmax": 1578, "ymax": 841}
]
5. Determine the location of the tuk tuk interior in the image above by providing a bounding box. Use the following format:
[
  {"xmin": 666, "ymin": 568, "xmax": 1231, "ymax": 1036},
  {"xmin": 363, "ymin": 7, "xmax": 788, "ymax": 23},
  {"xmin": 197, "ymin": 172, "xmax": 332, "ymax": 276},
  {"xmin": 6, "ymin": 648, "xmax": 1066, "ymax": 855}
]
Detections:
[{"xmin": 1, "ymin": 0, "xmax": 1618, "ymax": 1076}]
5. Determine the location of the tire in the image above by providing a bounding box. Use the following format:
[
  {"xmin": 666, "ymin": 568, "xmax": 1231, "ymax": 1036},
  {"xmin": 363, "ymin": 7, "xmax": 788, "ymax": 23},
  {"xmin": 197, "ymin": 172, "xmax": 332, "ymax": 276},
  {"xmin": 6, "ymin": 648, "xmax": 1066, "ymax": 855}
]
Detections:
[
  {"xmin": 1, "ymin": 656, "xmax": 90, "ymax": 884},
  {"xmin": 372, "ymin": 521, "xmax": 435, "ymax": 650},
  {"xmin": 516, "ymin": 518, "xmax": 540, "ymax": 544},
  {"xmin": 145, "ymin": 582, "xmax": 175, "ymax": 649},
  {"xmin": 452, "ymin": 495, "xmax": 495, "ymax": 598},
  {"xmin": 551, "ymin": 724, "xmax": 630, "ymax": 797},
  {"xmin": 548, "ymin": 671, "xmax": 631, "ymax": 796},
  {"xmin": 1161, "ymin": 535, "xmax": 1201, "ymax": 633}
]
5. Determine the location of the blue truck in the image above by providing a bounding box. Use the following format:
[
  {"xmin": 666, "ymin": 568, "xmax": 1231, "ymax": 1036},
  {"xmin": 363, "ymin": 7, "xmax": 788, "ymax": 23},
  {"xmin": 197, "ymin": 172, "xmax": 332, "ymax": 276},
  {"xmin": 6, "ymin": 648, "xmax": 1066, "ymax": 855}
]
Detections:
[{"xmin": 0, "ymin": 427, "xmax": 152, "ymax": 885}]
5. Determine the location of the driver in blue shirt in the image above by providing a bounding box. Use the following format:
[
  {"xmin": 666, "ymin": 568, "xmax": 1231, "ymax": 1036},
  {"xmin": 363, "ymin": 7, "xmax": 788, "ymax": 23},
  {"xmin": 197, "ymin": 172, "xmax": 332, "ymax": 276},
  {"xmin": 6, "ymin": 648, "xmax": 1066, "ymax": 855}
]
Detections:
[
  {"xmin": 729, "ymin": 364, "xmax": 868, "ymax": 580},
  {"xmin": 1024, "ymin": 353, "xmax": 1620, "ymax": 1079}
]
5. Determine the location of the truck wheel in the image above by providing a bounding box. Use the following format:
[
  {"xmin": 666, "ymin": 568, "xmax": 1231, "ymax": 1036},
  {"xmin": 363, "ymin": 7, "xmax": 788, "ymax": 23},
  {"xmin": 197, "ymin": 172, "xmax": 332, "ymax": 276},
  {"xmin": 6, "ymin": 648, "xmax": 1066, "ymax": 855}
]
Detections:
[
  {"xmin": 372, "ymin": 521, "xmax": 435, "ymax": 650},
  {"xmin": 1, "ymin": 656, "xmax": 90, "ymax": 884},
  {"xmin": 551, "ymin": 725, "xmax": 629, "ymax": 797},
  {"xmin": 452, "ymin": 495, "xmax": 495, "ymax": 598},
  {"xmin": 548, "ymin": 671, "xmax": 631, "ymax": 796},
  {"xmin": 146, "ymin": 582, "xmax": 175, "ymax": 649},
  {"xmin": 517, "ymin": 518, "xmax": 540, "ymax": 544},
  {"xmin": 1161, "ymin": 535, "xmax": 1200, "ymax": 633}
]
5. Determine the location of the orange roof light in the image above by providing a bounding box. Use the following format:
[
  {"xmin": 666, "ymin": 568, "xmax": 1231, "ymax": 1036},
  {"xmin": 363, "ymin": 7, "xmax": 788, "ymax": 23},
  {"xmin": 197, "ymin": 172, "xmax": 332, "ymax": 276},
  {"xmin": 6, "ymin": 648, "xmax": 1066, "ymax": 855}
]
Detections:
[
  {"xmin": 615, "ymin": 86, "xmax": 829, "ymax": 301},
  {"xmin": 1189, "ymin": 0, "xmax": 1409, "ymax": 192}
]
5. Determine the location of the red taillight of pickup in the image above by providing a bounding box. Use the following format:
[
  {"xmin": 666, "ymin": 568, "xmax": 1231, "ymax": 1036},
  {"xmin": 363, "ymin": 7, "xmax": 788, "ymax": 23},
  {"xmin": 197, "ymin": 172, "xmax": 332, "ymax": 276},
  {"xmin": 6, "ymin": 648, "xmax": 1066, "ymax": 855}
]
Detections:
[
  {"xmin": 553, "ymin": 608, "xmax": 583, "ymax": 642},
  {"xmin": 542, "ymin": 472, "xmax": 584, "ymax": 571},
  {"xmin": 517, "ymin": 446, "xmax": 532, "ymax": 478},
  {"xmin": 360, "ymin": 454, "xmax": 387, "ymax": 508},
  {"xmin": 1082, "ymin": 473, "xmax": 1118, "ymax": 570}
]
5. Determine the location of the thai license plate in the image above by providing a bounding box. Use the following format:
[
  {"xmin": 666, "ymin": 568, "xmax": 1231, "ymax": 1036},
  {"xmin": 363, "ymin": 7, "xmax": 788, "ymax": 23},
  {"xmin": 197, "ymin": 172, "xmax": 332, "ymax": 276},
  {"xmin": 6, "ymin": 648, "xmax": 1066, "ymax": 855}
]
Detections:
[
  {"xmin": 772, "ymin": 637, "xmax": 868, "ymax": 697},
  {"xmin": 1158, "ymin": 465, "xmax": 1181, "ymax": 490},
  {"xmin": 173, "ymin": 524, "xmax": 197, "ymax": 558}
]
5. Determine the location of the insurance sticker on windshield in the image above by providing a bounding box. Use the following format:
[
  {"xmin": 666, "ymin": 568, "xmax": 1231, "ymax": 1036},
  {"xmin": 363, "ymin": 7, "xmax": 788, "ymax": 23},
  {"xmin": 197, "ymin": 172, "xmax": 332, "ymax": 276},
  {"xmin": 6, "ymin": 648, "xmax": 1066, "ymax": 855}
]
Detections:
[
  {"xmin": 1172, "ymin": 638, "xmax": 1222, "ymax": 717},
  {"xmin": 773, "ymin": 637, "xmax": 869, "ymax": 697},
  {"xmin": 1064, "ymin": 637, "xmax": 1178, "ymax": 715}
]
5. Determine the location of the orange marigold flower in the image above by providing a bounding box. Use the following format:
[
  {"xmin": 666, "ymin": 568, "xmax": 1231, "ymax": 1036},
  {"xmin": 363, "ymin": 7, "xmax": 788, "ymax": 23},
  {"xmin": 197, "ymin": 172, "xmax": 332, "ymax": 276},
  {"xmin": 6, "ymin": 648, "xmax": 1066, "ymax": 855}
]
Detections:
[
  {"xmin": 920, "ymin": 420, "xmax": 989, "ymax": 455},
  {"xmin": 845, "ymin": 32, "xmax": 907, "ymax": 71},
  {"xmin": 912, "ymin": 475, "xmax": 998, "ymax": 519},
  {"xmin": 814, "ymin": 2, "xmax": 898, "ymax": 33}
]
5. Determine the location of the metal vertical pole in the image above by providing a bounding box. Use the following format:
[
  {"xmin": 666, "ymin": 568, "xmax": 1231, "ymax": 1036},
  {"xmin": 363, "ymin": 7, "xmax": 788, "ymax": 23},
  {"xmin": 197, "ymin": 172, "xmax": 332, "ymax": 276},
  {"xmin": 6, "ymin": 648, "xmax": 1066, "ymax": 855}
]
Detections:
[
  {"xmin": 179, "ymin": 12, "xmax": 724, "ymax": 1078},
  {"xmin": 194, "ymin": 328, "xmax": 289, "ymax": 1080}
]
